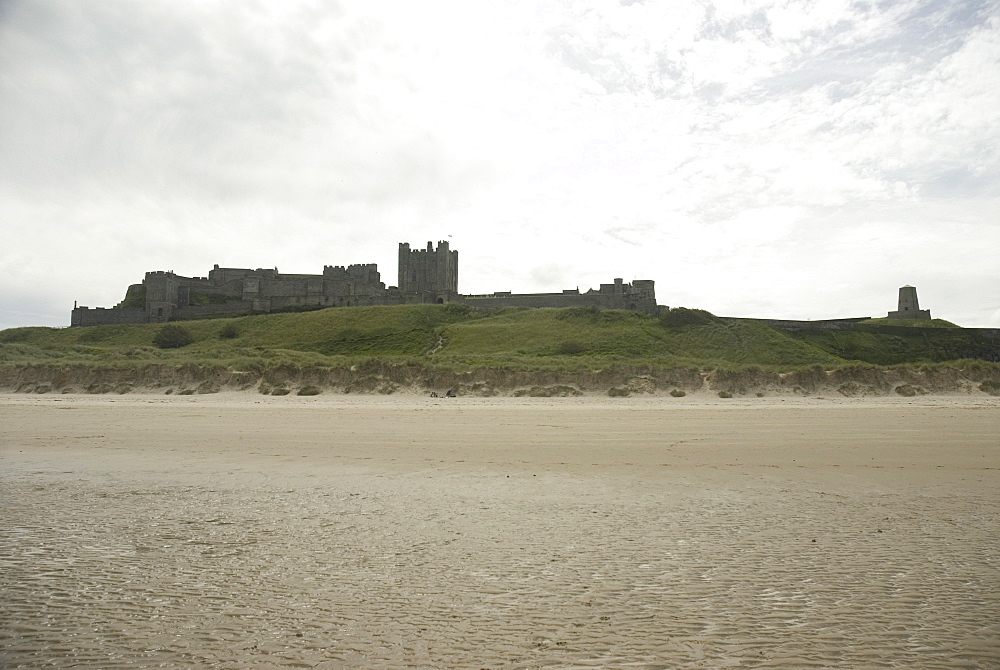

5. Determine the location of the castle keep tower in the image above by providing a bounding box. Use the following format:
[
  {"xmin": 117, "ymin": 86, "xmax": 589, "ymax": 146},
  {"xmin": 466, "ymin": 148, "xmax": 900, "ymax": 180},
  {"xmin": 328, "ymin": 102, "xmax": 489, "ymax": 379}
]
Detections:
[
  {"xmin": 398, "ymin": 241, "xmax": 458, "ymax": 299},
  {"xmin": 887, "ymin": 285, "xmax": 931, "ymax": 320}
]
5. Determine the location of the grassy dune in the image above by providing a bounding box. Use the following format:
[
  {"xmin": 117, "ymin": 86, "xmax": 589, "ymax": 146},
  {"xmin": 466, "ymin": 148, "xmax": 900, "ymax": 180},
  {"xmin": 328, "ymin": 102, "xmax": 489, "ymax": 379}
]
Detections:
[
  {"xmin": 2, "ymin": 304, "xmax": 997, "ymax": 370},
  {"xmin": 435, "ymin": 308, "xmax": 841, "ymax": 368},
  {"xmin": 0, "ymin": 305, "xmax": 472, "ymax": 369},
  {"xmin": 1, "ymin": 305, "xmax": 998, "ymax": 396},
  {"xmin": 1, "ymin": 305, "xmax": 846, "ymax": 370},
  {"xmin": 788, "ymin": 322, "xmax": 999, "ymax": 366}
]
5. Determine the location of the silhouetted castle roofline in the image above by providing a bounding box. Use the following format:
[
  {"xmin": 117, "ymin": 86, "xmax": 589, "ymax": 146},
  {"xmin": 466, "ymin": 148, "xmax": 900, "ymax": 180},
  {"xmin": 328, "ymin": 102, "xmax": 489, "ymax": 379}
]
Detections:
[{"xmin": 70, "ymin": 240, "xmax": 658, "ymax": 326}]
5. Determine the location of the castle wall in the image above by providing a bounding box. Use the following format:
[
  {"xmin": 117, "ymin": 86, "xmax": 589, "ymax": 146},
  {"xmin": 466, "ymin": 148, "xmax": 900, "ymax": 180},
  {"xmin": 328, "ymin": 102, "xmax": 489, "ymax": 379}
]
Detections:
[
  {"xmin": 457, "ymin": 279, "xmax": 659, "ymax": 315},
  {"xmin": 887, "ymin": 309, "xmax": 931, "ymax": 319},
  {"xmin": 70, "ymin": 242, "xmax": 658, "ymax": 326},
  {"xmin": 71, "ymin": 307, "xmax": 147, "ymax": 327},
  {"xmin": 173, "ymin": 302, "xmax": 255, "ymax": 319},
  {"xmin": 729, "ymin": 317, "xmax": 872, "ymax": 331}
]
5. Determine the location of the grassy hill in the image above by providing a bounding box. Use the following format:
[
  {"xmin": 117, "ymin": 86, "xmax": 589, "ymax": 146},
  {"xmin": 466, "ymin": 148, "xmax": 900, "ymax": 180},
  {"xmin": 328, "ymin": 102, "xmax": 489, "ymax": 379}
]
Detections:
[
  {"xmin": 0, "ymin": 305, "xmax": 847, "ymax": 370},
  {"xmin": 1, "ymin": 305, "xmax": 998, "ymax": 396},
  {"xmin": 434, "ymin": 307, "xmax": 842, "ymax": 368},
  {"xmin": 0, "ymin": 305, "xmax": 468, "ymax": 370},
  {"xmin": 785, "ymin": 321, "xmax": 999, "ymax": 366},
  {"xmin": 2, "ymin": 304, "xmax": 997, "ymax": 370}
]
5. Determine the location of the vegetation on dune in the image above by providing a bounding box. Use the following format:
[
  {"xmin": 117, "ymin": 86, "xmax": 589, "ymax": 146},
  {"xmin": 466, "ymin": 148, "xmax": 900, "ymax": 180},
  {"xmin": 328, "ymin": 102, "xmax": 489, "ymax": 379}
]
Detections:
[
  {"xmin": 218, "ymin": 323, "xmax": 240, "ymax": 340},
  {"xmin": 860, "ymin": 318, "xmax": 960, "ymax": 328},
  {"xmin": 658, "ymin": 307, "xmax": 721, "ymax": 327},
  {"xmin": 153, "ymin": 324, "xmax": 194, "ymax": 349},
  {"xmin": 787, "ymin": 324, "xmax": 998, "ymax": 366},
  {"xmin": 434, "ymin": 306, "xmax": 839, "ymax": 369},
  {"xmin": 1, "ymin": 304, "xmax": 997, "ymax": 377}
]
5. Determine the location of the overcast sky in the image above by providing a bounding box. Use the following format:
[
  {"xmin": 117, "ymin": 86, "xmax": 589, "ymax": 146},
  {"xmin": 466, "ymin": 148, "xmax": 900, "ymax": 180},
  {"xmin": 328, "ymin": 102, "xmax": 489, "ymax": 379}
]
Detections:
[{"xmin": 1, "ymin": 0, "xmax": 998, "ymax": 330}]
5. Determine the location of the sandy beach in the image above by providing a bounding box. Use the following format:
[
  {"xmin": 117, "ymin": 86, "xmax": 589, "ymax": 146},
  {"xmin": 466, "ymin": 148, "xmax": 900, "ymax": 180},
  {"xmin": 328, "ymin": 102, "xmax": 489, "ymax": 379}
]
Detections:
[{"xmin": 2, "ymin": 393, "xmax": 998, "ymax": 668}]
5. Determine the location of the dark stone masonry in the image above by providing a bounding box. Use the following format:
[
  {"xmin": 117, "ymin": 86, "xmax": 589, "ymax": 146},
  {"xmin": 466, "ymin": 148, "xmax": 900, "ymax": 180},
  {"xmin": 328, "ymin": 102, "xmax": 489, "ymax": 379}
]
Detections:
[{"xmin": 71, "ymin": 241, "xmax": 661, "ymax": 326}]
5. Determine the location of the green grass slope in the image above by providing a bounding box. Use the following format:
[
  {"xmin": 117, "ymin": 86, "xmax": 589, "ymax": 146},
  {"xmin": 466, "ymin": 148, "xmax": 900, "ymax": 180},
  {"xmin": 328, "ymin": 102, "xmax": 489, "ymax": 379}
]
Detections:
[
  {"xmin": 1, "ymin": 304, "xmax": 996, "ymax": 372},
  {"xmin": 786, "ymin": 323, "xmax": 999, "ymax": 366},
  {"xmin": 0, "ymin": 304, "xmax": 480, "ymax": 367},
  {"xmin": 435, "ymin": 308, "xmax": 840, "ymax": 368},
  {"xmin": 860, "ymin": 318, "xmax": 960, "ymax": 328}
]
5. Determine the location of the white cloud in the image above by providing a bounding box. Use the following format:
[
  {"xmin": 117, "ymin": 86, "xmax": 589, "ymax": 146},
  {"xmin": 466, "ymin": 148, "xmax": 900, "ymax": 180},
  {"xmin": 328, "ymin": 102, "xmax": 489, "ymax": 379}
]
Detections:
[{"xmin": 0, "ymin": 0, "xmax": 997, "ymax": 330}]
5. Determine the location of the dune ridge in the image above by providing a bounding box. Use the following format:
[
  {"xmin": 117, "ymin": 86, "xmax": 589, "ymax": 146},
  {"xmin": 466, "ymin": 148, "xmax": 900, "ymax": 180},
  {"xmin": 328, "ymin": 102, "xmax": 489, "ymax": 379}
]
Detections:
[{"xmin": 2, "ymin": 361, "xmax": 999, "ymax": 398}]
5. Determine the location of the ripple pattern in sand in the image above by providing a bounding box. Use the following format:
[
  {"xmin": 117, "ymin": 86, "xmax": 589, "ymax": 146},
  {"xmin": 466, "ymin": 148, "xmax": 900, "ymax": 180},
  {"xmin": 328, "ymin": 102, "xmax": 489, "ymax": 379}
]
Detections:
[{"xmin": 2, "ymin": 469, "xmax": 999, "ymax": 668}]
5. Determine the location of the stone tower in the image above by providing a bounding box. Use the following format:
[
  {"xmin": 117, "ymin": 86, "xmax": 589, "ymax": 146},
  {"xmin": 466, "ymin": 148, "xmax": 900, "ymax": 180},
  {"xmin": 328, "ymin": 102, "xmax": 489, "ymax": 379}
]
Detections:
[
  {"xmin": 398, "ymin": 241, "xmax": 458, "ymax": 298},
  {"xmin": 887, "ymin": 285, "xmax": 931, "ymax": 320}
]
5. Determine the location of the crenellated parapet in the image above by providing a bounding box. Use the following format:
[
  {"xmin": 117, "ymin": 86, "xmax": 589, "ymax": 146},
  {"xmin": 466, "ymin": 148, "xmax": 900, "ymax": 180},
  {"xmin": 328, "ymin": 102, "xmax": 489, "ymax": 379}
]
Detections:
[
  {"xmin": 71, "ymin": 240, "xmax": 660, "ymax": 325},
  {"xmin": 397, "ymin": 241, "xmax": 458, "ymax": 299},
  {"xmin": 460, "ymin": 277, "xmax": 659, "ymax": 315}
]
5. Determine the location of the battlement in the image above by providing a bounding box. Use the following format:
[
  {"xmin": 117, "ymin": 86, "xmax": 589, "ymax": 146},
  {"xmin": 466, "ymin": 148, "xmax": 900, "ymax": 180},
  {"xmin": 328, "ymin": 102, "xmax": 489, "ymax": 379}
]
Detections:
[
  {"xmin": 71, "ymin": 240, "xmax": 658, "ymax": 325},
  {"xmin": 458, "ymin": 277, "xmax": 659, "ymax": 315},
  {"xmin": 400, "ymin": 240, "xmax": 451, "ymax": 253},
  {"xmin": 323, "ymin": 263, "xmax": 378, "ymax": 271}
]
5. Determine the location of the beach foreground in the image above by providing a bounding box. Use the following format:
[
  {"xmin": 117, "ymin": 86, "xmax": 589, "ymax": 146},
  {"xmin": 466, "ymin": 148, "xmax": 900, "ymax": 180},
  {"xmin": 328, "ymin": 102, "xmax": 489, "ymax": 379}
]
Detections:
[{"xmin": 2, "ymin": 394, "xmax": 998, "ymax": 668}]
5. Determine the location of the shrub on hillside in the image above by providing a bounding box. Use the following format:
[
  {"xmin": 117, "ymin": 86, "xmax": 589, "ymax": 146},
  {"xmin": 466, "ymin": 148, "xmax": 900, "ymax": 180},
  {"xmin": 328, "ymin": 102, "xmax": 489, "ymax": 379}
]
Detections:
[
  {"xmin": 153, "ymin": 324, "xmax": 194, "ymax": 349},
  {"xmin": 0, "ymin": 328, "xmax": 35, "ymax": 343},
  {"xmin": 444, "ymin": 303, "xmax": 471, "ymax": 316},
  {"xmin": 218, "ymin": 323, "xmax": 240, "ymax": 340},
  {"xmin": 556, "ymin": 341, "xmax": 587, "ymax": 355},
  {"xmin": 555, "ymin": 306, "xmax": 639, "ymax": 325}
]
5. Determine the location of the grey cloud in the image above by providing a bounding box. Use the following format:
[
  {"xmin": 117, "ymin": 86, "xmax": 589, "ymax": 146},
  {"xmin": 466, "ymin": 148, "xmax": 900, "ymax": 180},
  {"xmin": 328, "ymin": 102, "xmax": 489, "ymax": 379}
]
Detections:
[
  {"xmin": 528, "ymin": 263, "xmax": 577, "ymax": 290},
  {"xmin": 758, "ymin": 0, "xmax": 990, "ymax": 96},
  {"xmin": 604, "ymin": 227, "xmax": 644, "ymax": 246},
  {"xmin": 1, "ymin": 0, "xmax": 997, "ymax": 329},
  {"xmin": 899, "ymin": 164, "xmax": 1000, "ymax": 197},
  {"xmin": 699, "ymin": 7, "xmax": 773, "ymax": 42},
  {"xmin": 0, "ymin": 0, "xmax": 494, "ymax": 223},
  {"xmin": 546, "ymin": 30, "xmax": 648, "ymax": 95},
  {"xmin": 0, "ymin": 290, "xmax": 72, "ymax": 330}
]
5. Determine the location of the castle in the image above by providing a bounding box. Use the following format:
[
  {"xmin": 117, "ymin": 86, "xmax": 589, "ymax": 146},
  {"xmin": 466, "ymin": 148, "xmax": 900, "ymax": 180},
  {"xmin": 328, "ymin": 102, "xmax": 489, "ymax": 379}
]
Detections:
[{"xmin": 71, "ymin": 241, "xmax": 660, "ymax": 326}]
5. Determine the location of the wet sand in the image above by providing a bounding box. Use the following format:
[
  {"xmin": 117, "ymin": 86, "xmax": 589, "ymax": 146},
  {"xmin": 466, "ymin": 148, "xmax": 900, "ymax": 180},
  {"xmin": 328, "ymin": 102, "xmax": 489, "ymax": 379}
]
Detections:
[{"xmin": 2, "ymin": 394, "xmax": 999, "ymax": 668}]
